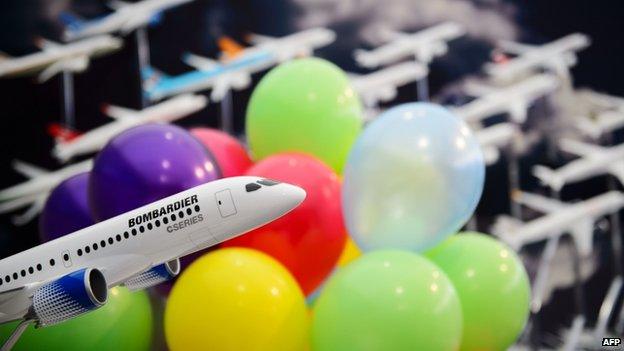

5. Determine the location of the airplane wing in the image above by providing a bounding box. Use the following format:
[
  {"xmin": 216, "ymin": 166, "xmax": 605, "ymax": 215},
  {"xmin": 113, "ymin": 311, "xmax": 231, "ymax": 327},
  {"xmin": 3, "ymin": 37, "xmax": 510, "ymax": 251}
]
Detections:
[
  {"xmin": 103, "ymin": 104, "xmax": 139, "ymax": 120},
  {"xmin": 497, "ymin": 40, "xmax": 537, "ymax": 55},
  {"xmin": 0, "ymin": 287, "xmax": 26, "ymax": 305},
  {"xmin": 13, "ymin": 160, "xmax": 48, "ymax": 179},
  {"xmin": 512, "ymin": 190, "xmax": 565, "ymax": 213},
  {"xmin": 247, "ymin": 33, "xmax": 277, "ymax": 45},
  {"xmin": 182, "ymin": 53, "xmax": 220, "ymax": 71},
  {"xmin": 558, "ymin": 138, "xmax": 606, "ymax": 157},
  {"xmin": 608, "ymin": 163, "xmax": 624, "ymax": 186},
  {"xmin": 108, "ymin": 0, "xmax": 132, "ymax": 10}
]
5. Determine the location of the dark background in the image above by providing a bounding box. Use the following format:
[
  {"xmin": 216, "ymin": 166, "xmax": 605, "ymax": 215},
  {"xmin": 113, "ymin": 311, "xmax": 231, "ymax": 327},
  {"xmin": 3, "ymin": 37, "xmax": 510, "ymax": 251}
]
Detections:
[{"xmin": 1, "ymin": 0, "xmax": 623, "ymax": 345}]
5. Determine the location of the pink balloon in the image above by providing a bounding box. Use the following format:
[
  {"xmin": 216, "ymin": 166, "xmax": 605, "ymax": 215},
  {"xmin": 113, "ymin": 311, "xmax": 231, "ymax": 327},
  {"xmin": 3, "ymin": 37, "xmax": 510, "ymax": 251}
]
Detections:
[{"xmin": 190, "ymin": 128, "xmax": 253, "ymax": 178}]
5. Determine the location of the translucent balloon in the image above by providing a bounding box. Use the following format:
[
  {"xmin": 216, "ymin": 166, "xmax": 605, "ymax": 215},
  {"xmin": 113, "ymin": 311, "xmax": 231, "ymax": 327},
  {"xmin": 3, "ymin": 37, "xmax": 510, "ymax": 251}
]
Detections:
[
  {"xmin": 342, "ymin": 103, "xmax": 484, "ymax": 252},
  {"xmin": 425, "ymin": 233, "xmax": 530, "ymax": 351}
]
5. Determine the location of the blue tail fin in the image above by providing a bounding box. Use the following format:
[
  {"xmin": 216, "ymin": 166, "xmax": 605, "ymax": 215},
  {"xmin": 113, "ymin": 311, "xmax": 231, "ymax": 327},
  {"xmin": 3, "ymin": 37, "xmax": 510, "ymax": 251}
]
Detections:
[{"xmin": 59, "ymin": 12, "xmax": 86, "ymax": 31}]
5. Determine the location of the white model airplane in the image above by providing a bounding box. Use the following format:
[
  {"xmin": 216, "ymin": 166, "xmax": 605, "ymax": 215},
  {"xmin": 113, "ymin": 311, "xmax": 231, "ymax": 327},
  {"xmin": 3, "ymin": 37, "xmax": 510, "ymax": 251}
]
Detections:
[
  {"xmin": 491, "ymin": 190, "xmax": 624, "ymax": 257},
  {"xmin": 0, "ymin": 160, "xmax": 93, "ymax": 225},
  {"xmin": 485, "ymin": 33, "xmax": 590, "ymax": 83},
  {"xmin": 452, "ymin": 74, "xmax": 559, "ymax": 124},
  {"xmin": 143, "ymin": 28, "xmax": 335, "ymax": 101},
  {"xmin": 533, "ymin": 138, "xmax": 624, "ymax": 191},
  {"xmin": 53, "ymin": 94, "xmax": 207, "ymax": 161},
  {"xmin": 350, "ymin": 61, "xmax": 428, "ymax": 108},
  {"xmin": 0, "ymin": 177, "xmax": 304, "ymax": 349},
  {"xmin": 572, "ymin": 89, "xmax": 624, "ymax": 139},
  {"xmin": 62, "ymin": 0, "xmax": 194, "ymax": 41},
  {"xmin": 354, "ymin": 22, "xmax": 466, "ymax": 68},
  {"xmin": 0, "ymin": 36, "xmax": 122, "ymax": 82},
  {"xmin": 475, "ymin": 123, "xmax": 520, "ymax": 166}
]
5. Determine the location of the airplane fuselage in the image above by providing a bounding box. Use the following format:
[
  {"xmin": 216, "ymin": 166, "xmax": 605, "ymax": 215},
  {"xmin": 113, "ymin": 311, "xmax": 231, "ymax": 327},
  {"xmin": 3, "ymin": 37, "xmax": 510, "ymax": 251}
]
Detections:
[{"xmin": 0, "ymin": 176, "xmax": 304, "ymax": 323}]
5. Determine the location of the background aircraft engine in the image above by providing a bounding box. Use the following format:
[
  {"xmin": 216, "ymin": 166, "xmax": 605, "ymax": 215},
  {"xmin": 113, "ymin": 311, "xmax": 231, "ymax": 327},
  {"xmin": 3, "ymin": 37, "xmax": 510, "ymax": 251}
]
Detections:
[
  {"xmin": 32, "ymin": 268, "xmax": 108, "ymax": 327},
  {"xmin": 123, "ymin": 258, "xmax": 181, "ymax": 291}
]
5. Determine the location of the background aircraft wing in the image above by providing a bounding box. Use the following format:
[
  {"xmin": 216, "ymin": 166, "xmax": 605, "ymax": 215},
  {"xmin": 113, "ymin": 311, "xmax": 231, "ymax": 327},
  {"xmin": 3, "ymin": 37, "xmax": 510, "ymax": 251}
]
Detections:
[{"xmin": 558, "ymin": 138, "xmax": 606, "ymax": 157}]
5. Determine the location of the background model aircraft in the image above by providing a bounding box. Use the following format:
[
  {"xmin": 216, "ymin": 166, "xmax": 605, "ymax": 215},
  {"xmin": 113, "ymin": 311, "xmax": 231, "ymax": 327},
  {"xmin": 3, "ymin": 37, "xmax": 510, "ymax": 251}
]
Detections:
[
  {"xmin": 453, "ymin": 74, "xmax": 559, "ymax": 124},
  {"xmin": 0, "ymin": 177, "xmax": 304, "ymax": 349},
  {"xmin": 0, "ymin": 160, "xmax": 93, "ymax": 226},
  {"xmin": 0, "ymin": 36, "xmax": 122, "ymax": 82},
  {"xmin": 143, "ymin": 28, "xmax": 335, "ymax": 101},
  {"xmin": 53, "ymin": 94, "xmax": 207, "ymax": 161},
  {"xmin": 354, "ymin": 22, "xmax": 465, "ymax": 68},
  {"xmin": 533, "ymin": 138, "xmax": 624, "ymax": 191},
  {"xmin": 571, "ymin": 89, "xmax": 624, "ymax": 139},
  {"xmin": 475, "ymin": 123, "xmax": 520, "ymax": 166},
  {"xmin": 485, "ymin": 33, "xmax": 591, "ymax": 83},
  {"xmin": 350, "ymin": 61, "xmax": 428, "ymax": 108},
  {"xmin": 491, "ymin": 190, "xmax": 624, "ymax": 257},
  {"xmin": 62, "ymin": 0, "xmax": 194, "ymax": 40}
]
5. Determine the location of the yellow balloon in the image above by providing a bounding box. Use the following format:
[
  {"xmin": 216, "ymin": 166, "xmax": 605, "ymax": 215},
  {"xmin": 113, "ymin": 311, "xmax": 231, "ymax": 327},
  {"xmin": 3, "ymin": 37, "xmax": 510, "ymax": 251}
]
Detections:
[
  {"xmin": 165, "ymin": 248, "xmax": 309, "ymax": 351},
  {"xmin": 337, "ymin": 236, "xmax": 361, "ymax": 268}
]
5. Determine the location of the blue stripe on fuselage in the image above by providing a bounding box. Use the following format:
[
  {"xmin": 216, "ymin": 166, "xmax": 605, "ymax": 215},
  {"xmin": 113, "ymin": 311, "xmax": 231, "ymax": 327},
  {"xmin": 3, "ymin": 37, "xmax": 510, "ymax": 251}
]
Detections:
[{"xmin": 145, "ymin": 51, "xmax": 274, "ymax": 100}]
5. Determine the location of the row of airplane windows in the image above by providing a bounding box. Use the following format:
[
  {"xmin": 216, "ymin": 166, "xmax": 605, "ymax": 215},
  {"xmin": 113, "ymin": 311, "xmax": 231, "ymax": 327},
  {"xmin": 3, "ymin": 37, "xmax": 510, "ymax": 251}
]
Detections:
[{"xmin": 0, "ymin": 204, "xmax": 201, "ymax": 287}]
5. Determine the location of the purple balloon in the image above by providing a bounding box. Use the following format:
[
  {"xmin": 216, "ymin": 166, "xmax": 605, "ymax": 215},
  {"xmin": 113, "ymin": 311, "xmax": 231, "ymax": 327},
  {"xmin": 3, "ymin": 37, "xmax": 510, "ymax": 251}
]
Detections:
[
  {"xmin": 89, "ymin": 124, "xmax": 220, "ymax": 221},
  {"xmin": 39, "ymin": 172, "xmax": 94, "ymax": 242}
]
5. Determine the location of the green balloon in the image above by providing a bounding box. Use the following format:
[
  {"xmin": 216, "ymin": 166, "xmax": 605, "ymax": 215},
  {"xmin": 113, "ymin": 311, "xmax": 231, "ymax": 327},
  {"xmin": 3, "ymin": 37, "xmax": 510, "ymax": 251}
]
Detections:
[
  {"xmin": 312, "ymin": 250, "xmax": 462, "ymax": 351},
  {"xmin": 0, "ymin": 287, "xmax": 153, "ymax": 351},
  {"xmin": 425, "ymin": 232, "xmax": 530, "ymax": 351},
  {"xmin": 246, "ymin": 57, "xmax": 363, "ymax": 173}
]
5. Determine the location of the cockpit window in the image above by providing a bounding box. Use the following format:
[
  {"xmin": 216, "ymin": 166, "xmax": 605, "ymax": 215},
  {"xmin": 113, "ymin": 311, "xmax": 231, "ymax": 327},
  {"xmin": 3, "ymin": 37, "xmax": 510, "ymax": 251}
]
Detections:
[
  {"xmin": 246, "ymin": 183, "xmax": 261, "ymax": 192},
  {"xmin": 257, "ymin": 179, "xmax": 280, "ymax": 186}
]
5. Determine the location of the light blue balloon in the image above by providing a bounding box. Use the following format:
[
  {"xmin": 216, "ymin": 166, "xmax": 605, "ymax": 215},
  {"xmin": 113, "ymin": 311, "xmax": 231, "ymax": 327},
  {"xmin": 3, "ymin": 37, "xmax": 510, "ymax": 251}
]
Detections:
[{"xmin": 342, "ymin": 103, "xmax": 484, "ymax": 252}]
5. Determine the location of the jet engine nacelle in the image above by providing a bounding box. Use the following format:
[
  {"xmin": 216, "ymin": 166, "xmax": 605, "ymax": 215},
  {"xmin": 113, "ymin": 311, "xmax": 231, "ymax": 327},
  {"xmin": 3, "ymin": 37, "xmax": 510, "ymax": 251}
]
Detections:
[
  {"xmin": 124, "ymin": 258, "xmax": 180, "ymax": 291},
  {"xmin": 32, "ymin": 268, "xmax": 108, "ymax": 327}
]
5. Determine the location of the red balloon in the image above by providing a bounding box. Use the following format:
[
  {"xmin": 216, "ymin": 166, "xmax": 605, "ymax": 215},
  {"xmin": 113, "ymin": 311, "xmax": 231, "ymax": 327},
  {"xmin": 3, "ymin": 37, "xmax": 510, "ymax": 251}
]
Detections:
[
  {"xmin": 223, "ymin": 153, "xmax": 346, "ymax": 295},
  {"xmin": 190, "ymin": 128, "xmax": 253, "ymax": 177}
]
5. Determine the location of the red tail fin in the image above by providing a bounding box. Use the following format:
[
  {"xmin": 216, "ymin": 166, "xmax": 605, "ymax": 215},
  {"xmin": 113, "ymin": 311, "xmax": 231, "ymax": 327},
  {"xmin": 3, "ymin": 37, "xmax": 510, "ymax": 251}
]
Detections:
[{"xmin": 47, "ymin": 123, "xmax": 82, "ymax": 143}]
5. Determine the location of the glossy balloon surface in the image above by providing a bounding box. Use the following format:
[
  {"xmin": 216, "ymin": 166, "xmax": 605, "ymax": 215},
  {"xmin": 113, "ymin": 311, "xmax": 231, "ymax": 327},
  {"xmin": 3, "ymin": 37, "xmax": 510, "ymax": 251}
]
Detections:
[
  {"xmin": 39, "ymin": 172, "xmax": 94, "ymax": 242},
  {"xmin": 190, "ymin": 127, "xmax": 253, "ymax": 177},
  {"xmin": 165, "ymin": 248, "xmax": 309, "ymax": 351},
  {"xmin": 246, "ymin": 58, "xmax": 363, "ymax": 173},
  {"xmin": 89, "ymin": 124, "xmax": 220, "ymax": 221},
  {"xmin": 426, "ymin": 232, "xmax": 530, "ymax": 351},
  {"xmin": 312, "ymin": 250, "xmax": 463, "ymax": 351},
  {"xmin": 0, "ymin": 287, "xmax": 152, "ymax": 351},
  {"xmin": 343, "ymin": 103, "xmax": 484, "ymax": 252},
  {"xmin": 223, "ymin": 153, "xmax": 346, "ymax": 295}
]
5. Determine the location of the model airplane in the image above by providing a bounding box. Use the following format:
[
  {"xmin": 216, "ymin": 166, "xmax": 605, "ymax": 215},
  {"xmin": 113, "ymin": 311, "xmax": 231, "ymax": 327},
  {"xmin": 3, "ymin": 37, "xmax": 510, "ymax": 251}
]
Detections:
[
  {"xmin": 453, "ymin": 74, "xmax": 559, "ymax": 124},
  {"xmin": 354, "ymin": 22, "xmax": 465, "ymax": 68},
  {"xmin": 533, "ymin": 138, "xmax": 624, "ymax": 191},
  {"xmin": 143, "ymin": 28, "xmax": 335, "ymax": 101},
  {"xmin": 0, "ymin": 36, "xmax": 122, "ymax": 82},
  {"xmin": 571, "ymin": 89, "xmax": 624, "ymax": 139},
  {"xmin": 491, "ymin": 190, "xmax": 624, "ymax": 257},
  {"xmin": 485, "ymin": 33, "xmax": 590, "ymax": 83},
  {"xmin": 53, "ymin": 94, "xmax": 207, "ymax": 161},
  {"xmin": 350, "ymin": 61, "xmax": 428, "ymax": 108},
  {"xmin": 0, "ymin": 160, "xmax": 93, "ymax": 225},
  {"xmin": 0, "ymin": 177, "xmax": 304, "ymax": 349},
  {"xmin": 475, "ymin": 123, "xmax": 519, "ymax": 166},
  {"xmin": 62, "ymin": 0, "xmax": 193, "ymax": 41}
]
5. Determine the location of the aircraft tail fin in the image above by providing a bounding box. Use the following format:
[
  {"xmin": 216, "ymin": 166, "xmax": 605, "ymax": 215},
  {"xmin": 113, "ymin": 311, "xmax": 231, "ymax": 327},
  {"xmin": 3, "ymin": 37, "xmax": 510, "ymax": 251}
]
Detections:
[
  {"xmin": 218, "ymin": 36, "xmax": 246, "ymax": 60},
  {"xmin": 533, "ymin": 165, "xmax": 564, "ymax": 191},
  {"xmin": 47, "ymin": 123, "xmax": 82, "ymax": 143},
  {"xmin": 59, "ymin": 11, "xmax": 86, "ymax": 31}
]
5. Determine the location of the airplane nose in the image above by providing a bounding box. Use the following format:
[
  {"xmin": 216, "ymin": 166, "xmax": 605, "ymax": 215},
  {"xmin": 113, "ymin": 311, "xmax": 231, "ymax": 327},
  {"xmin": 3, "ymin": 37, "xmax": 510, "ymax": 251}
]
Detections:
[{"xmin": 282, "ymin": 183, "xmax": 306, "ymax": 210}]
